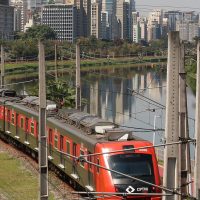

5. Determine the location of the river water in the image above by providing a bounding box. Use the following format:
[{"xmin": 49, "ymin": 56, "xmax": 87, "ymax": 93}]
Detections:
[{"xmin": 6, "ymin": 64, "xmax": 196, "ymax": 158}]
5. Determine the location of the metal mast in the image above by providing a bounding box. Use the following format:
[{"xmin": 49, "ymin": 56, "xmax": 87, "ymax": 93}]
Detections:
[
  {"xmin": 54, "ymin": 44, "xmax": 58, "ymax": 82},
  {"xmin": 194, "ymin": 41, "xmax": 200, "ymax": 200},
  {"xmin": 178, "ymin": 41, "xmax": 191, "ymax": 195},
  {"xmin": 76, "ymin": 43, "xmax": 81, "ymax": 110},
  {"xmin": 163, "ymin": 31, "xmax": 181, "ymax": 200},
  {"xmin": 38, "ymin": 41, "xmax": 48, "ymax": 200},
  {"xmin": 1, "ymin": 45, "xmax": 5, "ymax": 88}
]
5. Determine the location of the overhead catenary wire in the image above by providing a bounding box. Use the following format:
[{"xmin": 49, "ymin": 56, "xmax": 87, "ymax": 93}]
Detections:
[
  {"xmin": 3, "ymin": 79, "xmax": 38, "ymax": 87},
  {"xmin": 57, "ymin": 139, "xmax": 196, "ymax": 198},
  {"xmin": 1, "ymin": 99, "xmax": 195, "ymax": 199},
  {"xmin": 2, "ymin": 133, "xmax": 195, "ymax": 199},
  {"xmin": 57, "ymin": 139, "xmax": 196, "ymax": 159},
  {"xmin": 8, "ymin": 69, "xmax": 192, "ymax": 132},
  {"xmin": 56, "ymin": 150, "xmax": 178, "ymax": 196}
]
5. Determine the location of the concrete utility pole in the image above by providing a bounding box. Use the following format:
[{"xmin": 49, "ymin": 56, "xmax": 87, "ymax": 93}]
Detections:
[
  {"xmin": 1, "ymin": 45, "xmax": 5, "ymax": 88},
  {"xmin": 179, "ymin": 42, "xmax": 191, "ymax": 195},
  {"xmin": 76, "ymin": 43, "xmax": 81, "ymax": 110},
  {"xmin": 194, "ymin": 41, "xmax": 200, "ymax": 200},
  {"xmin": 38, "ymin": 41, "xmax": 48, "ymax": 200},
  {"xmin": 54, "ymin": 44, "xmax": 58, "ymax": 82},
  {"xmin": 163, "ymin": 32, "xmax": 181, "ymax": 200}
]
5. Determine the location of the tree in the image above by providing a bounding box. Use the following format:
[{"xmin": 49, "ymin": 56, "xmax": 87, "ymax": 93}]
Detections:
[
  {"xmin": 22, "ymin": 25, "xmax": 57, "ymax": 40},
  {"xmin": 47, "ymin": 80, "xmax": 76, "ymax": 108}
]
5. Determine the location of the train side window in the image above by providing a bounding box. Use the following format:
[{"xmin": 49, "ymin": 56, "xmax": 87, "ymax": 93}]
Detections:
[
  {"xmin": 49, "ymin": 129, "xmax": 53, "ymax": 144},
  {"xmin": 7, "ymin": 110, "xmax": 10, "ymax": 122},
  {"xmin": 25, "ymin": 118, "xmax": 29, "ymax": 132},
  {"xmin": 97, "ymin": 158, "xmax": 100, "ymax": 173},
  {"xmin": 66, "ymin": 140, "xmax": 70, "ymax": 158},
  {"xmin": 60, "ymin": 135, "xmax": 64, "ymax": 151},
  {"xmin": 54, "ymin": 135, "xmax": 58, "ymax": 149},
  {"xmin": 36, "ymin": 123, "xmax": 38, "ymax": 138},
  {"xmin": 73, "ymin": 143, "xmax": 77, "ymax": 157},
  {"xmin": 0, "ymin": 107, "xmax": 3, "ymax": 117},
  {"xmin": 20, "ymin": 117, "xmax": 24, "ymax": 129},
  {"xmin": 80, "ymin": 150, "xmax": 85, "ymax": 168},
  {"xmin": 11, "ymin": 113, "xmax": 15, "ymax": 125},
  {"xmin": 88, "ymin": 151, "xmax": 92, "ymax": 170},
  {"xmin": 30, "ymin": 122, "xmax": 34, "ymax": 135}
]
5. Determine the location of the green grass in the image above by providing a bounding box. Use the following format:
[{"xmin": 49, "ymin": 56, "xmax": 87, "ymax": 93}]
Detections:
[{"xmin": 0, "ymin": 153, "xmax": 55, "ymax": 200}]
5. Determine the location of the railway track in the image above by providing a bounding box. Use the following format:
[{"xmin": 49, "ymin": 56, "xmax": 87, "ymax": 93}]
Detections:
[{"xmin": 0, "ymin": 138, "xmax": 83, "ymax": 200}]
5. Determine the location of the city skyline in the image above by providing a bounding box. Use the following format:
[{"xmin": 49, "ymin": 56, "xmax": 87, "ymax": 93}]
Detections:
[{"xmin": 136, "ymin": 0, "xmax": 200, "ymax": 15}]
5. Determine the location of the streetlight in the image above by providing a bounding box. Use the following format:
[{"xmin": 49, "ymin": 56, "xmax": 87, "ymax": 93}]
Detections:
[{"xmin": 153, "ymin": 115, "xmax": 161, "ymax": 146}]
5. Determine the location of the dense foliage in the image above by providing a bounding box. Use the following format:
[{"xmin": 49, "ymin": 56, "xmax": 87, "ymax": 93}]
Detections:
[
  {"xmin": 47, "ymin": 80, "xmax": 76, "ymax": 108},
  {"xmin": 2, "ymin": 31, "xmax": 169, "ymax": 62},
  {"xmin": 21, "ymin": 25, "xmax": 57, "ymax": 40}
]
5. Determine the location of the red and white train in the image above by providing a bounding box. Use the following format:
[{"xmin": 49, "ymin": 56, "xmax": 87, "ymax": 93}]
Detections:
[{"xmin": 0, "ymin": 89, "xmax": 161, "ymax": 200}]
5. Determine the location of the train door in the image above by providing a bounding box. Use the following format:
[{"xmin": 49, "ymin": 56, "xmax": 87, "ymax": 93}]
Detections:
[
  {"xmin": 35, "ymin": 122, "xmax": 38, "ymax": 148},
  {"xmin": 60, "ymin": 135, "xmax": 64, "ymax": 165},
  {"xmin": 88, "ymin": 151, "xmax": 93, "ymax": 186},
  {"xmin": 73, "ymin": 143, "xmax": 77, "ymax": 174},
  {"xmin": 25, "ymin": 117, "xmax": 29, "ymax": 142},
  {"xmin": 49, "ymin": 129, "xmax": 53, "ymax": 157},
  {"xmin": 7, "ymin": 109, "xmax": 10, "ymax": 132},
  {"xmin": 16, "ymin": 113, "xmax": 19, "ymax": 137}
]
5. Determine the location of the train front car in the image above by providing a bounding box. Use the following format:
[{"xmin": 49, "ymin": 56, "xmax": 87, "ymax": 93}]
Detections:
[{"xmin": 94, "ymin": 130, "xmax": 161, "ymax": 200}]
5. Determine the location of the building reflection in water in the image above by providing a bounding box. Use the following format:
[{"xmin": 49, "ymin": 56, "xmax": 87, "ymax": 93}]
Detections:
[{"xmin": 82, "ymin": 66, "xmax": 165, "ymax": 134}]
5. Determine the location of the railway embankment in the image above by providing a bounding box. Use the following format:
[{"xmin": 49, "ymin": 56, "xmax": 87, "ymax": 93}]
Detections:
[{"xmin": 0, "ymin": 139, "xmax": 80, "ymax": 200}]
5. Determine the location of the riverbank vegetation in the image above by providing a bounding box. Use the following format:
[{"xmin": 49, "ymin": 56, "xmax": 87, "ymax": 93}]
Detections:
[{"xmin": 1, "ymin": 25, "xmax": 167, "ymax": 64}]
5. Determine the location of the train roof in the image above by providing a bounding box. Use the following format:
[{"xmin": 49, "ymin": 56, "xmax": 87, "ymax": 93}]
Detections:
[
  {"xmin": 0, "ymin": 96, "xmax": 145, "ymax": 146},
  {"xmin": 58, "ymin": 108, "xmax": 114, "ymax": 128},
  {"xmin": 22, "ymin": 96, "xmax": 57, "ymax": 111}
]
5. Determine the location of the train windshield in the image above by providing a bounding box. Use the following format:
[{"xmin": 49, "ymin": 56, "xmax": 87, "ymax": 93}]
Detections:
[{"xmin": 108, "ymin": 153, "xmax": 154, "ymax": 179}]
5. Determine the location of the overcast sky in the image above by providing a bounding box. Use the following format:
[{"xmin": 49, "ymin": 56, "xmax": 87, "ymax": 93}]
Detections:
[{"xmin": 136, "ymin": 0, "xmax": 200, "ymax": 16}]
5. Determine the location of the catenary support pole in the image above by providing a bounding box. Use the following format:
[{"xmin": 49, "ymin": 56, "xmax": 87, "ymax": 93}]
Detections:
[
  {"xmin": 179, "ymin": 42, "xmax": 191, "ymax": 195},
  {"xmin": 76, "ymin": 43, "xmax": 81, "ymax": 110},
  {"xmin": 194, "ymin": 41, "xmax": 200, "ymax": 200},
  {"xmin": 1, "ymin": 45, "xmax": 5, "ymax": 88},
  {"xmin": 54, "ymin": 44, "xmax": 58, "ymax": 82},
  {"xmin": 163, "ymin": 32, "xmax": 181, "ymax": 200},
  {"xmin": 38, "ymin": 41, "xmax": 48, "ymax": 200}
]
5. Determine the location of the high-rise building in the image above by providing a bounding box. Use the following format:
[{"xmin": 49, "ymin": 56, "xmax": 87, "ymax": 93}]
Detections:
[
  {"xmin": 101, "ymin": 0, "xmax": 115, "ymax": 40},
  {"xmin": 176, "ymin": 20, "xmax": 200, "ymax": 42},
  {"xmin": 115, "ymin": 0, "xmax": 129, "ymax": 40},
  {"xmin": 91, "ymin": 2, "xmax": 101, "ymax": 38},
  {"xmin": 0, "ymin": 1, "xmax": 14, "ymax": 39},
  {"xmin": 126, "ymin": 0, "xmax": 136, "ymax": 40},
  {"xmin": 0, "ymin": 0, "xmax": 9, "ymax": 5},
  {"xmin": 188, "ymin": 22, "xmax": 199, "ymax": 42},
  {"xmin": 41, "ymin": 4, "xmax": 77, "ymax": 42},
  {"xmin": 147, "ymin": 10, "xmax": 163, "ymax": 41},
  {"xmin": 25, "ymin": 0, "xmax": 48, "ymax": 9},
  {"xmin": 129, "ymin": 0, "xmax": 135, "ymax": 12},
  {"xmin": 132, "ymin": 12, "xmax": 140, "ymax": 42},
  {"xmin": 83, "ymin": 0, "xmax": 91, "ymax": 37},
  {"xmin": 102, "ymin": 0, "xmax": 114, "ymax": 15},
  {"xmin": 74, "ymin": 0, "xmax": 91, "ymax": 37},
  {"xmin": 164, "ymin": 11, "xmax": 182, "ymax": 31},
  {"xmin": 101, "ymin": 11, "xmax": 109, "ymax": 39},
  {"xmin": 140, "ymin": 18, "xmax": 147, "ymax": 42},
  {"xmin": 13, "ymin": 1, "xmax": 23, "ymax": 31}
]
